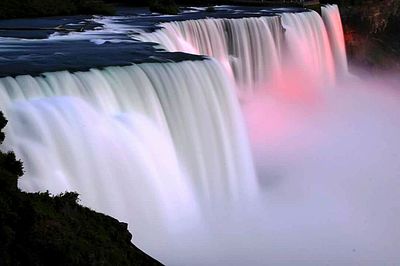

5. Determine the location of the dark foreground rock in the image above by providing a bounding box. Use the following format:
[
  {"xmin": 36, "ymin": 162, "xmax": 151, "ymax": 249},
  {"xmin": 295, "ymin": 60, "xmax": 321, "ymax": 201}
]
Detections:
[{"xmin": 0, "ymin": 112, "xmax": 162, "ymax": 266}]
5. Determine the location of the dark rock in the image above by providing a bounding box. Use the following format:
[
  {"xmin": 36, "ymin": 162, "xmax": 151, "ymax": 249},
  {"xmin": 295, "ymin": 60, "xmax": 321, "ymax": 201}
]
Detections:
[{"xmin": 323, "ymin": 0, "xmax": 400, "ymax": 71}]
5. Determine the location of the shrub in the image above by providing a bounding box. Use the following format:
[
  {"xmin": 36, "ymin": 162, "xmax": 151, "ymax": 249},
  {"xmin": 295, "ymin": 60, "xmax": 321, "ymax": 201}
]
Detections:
[
  {"xmin": 206, "ymin": 6, "xmax": 215, "ymax": 12},
  {"xmin": 149, "ymin": 0, "xmax": 180, "ymax": 15}
]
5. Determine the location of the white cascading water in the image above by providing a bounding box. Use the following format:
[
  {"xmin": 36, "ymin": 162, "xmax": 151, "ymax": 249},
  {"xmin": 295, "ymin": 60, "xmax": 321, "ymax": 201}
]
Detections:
[
  {"xmin": 137, "ymin": 16, "xmax": 284, "ymax": 92},
  {"xmin": 0, "ymin": 60, "xmax": 256, "ymax": 246},
  {"xmin": 138, "ymin": 8, "xmax": 347, "ymax": 92},
  {"xmin": 2, "ymin": 5, "xmax": 400, "ymax": 265},
  {"xmin": 322, "ymin": 4, "xmax": 349, "ymax": 75},
  {"xmin": 280, "ymin": 11, "xmax": 336, "ymax": 86}
]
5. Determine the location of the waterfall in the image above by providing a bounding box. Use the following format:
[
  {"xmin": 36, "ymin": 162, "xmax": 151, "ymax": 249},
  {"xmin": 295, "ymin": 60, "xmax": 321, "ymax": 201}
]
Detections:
[
  {"xmin": 0, "ymin": 8, "xmax": 347, "ymax": 213},
  {"xmin": 322, "ymin": 4, "xmax": 348, "ymax": 75},
  {"xmin": 0, "ymin": 4, "xmax": 379, "ymax": 264},
  {"xmin": 137, "ymin": 16, "xmax": 284, "ymax": 92},
  {"xmin": 0, "ymin": 59, "xmax": 257, "ymax": 245},
  {"xmin": 280, "ymin": 11, "xmax": 336, "ymax": 87},
  {"xmin": 138, "ymin": 7, "xmax": 346, "ymax": 92}
]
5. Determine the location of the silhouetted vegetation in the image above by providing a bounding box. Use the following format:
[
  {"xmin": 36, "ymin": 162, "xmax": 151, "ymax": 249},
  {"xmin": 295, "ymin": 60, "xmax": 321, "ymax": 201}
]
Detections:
[
  {"xmin": 0, "ymin": 0, "xmax": 115, "ymax": 19},
  {"xmin": 206, "ymin": 6, "xmax": 216, "ymax": 12},
  {"xmin": 149, "ymin": 0, "xmax": 180, "ymax": 14},
  {"xmin": 0, "ymin": 112, "xmax": 162, "ymax": 265}
]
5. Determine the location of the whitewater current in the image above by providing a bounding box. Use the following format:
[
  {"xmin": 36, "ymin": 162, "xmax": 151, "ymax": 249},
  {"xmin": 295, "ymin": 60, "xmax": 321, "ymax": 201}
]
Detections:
[{"xmin": 1, "ymin": 4, "xmax": 400, "ymax": 265}]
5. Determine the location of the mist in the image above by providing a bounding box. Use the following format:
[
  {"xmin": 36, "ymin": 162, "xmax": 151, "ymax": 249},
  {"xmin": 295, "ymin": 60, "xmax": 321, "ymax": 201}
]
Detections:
[
  {"xmin": 145, "ymin": 72, "xmax": 400, "ymax": 266},
  {"xmin": 129, "ymin": 7, "xmax": 400, "ymax": 264}
]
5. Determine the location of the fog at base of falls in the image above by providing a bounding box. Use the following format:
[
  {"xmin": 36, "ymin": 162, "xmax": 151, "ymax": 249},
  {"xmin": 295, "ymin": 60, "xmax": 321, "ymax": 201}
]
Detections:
[
  {"xmin": 134, "ymin": 6, "xmax": 400, "ymax": 264},
  {"xmin": 150, "ymin": 73, "xmax": 400, "ymax": 266}
]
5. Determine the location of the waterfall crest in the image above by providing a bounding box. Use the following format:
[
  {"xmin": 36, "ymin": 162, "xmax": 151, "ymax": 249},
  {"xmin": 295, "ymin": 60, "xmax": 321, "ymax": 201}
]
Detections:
[
  {"xmin": 139, "ymin": 7, "xmax": 347, "ymax": 92},
  {"xmin": 138, "ymin": 16, "xmax": 283, "ymax": 92}
]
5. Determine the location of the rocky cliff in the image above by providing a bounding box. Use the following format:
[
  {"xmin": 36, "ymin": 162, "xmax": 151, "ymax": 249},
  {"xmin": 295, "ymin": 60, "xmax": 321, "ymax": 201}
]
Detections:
[{"xmin": 325, "ymin": 0, "xmax": 400, "ymax": 71}]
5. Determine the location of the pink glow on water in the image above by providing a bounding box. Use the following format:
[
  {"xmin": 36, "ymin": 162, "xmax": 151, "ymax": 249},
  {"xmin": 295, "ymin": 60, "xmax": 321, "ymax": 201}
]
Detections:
[
  {"xmin": 322, "ymin": 4, "xmax": 348, "ymax": 75},
  {"xmin": 272, "ymin": 67, "xmax": 323, "ymax": 104},
  {"xmin": 243, "ymin": 85, "xmax": 323, "ymax": 153}
]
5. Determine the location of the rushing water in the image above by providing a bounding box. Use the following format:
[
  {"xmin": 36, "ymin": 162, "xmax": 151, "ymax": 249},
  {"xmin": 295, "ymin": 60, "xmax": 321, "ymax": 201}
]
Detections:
[
  {"xmin": 1, "ymin": 4, "xmax": 400, "ymax": 265},
  {"xmin": 0, "ymin": 60, "xmax": 257, "ymax": 247},
  {"xmin": 138, "ymin": 7, "xmax": 345, "ymax": 92}
]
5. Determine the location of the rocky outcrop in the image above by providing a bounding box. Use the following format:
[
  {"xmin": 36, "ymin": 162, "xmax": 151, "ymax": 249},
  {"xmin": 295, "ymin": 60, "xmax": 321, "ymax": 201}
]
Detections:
[
  {"xmin": 323, "ymin": 0, "xmax": 400, "ymax": 71},
  {"xmin": 0, "ymin": 112, "xmax": 162, "ymax": 266}
]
